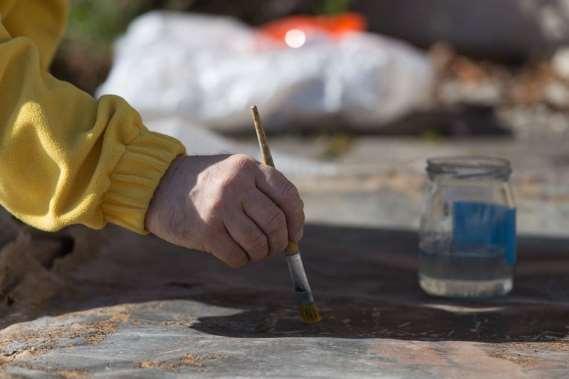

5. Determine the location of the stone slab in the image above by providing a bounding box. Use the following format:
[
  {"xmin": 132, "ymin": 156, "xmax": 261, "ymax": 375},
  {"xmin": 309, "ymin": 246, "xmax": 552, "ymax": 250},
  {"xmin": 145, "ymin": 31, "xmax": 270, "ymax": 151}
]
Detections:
[{"xmin": 1, "ymin": 224, "xmax": 568, "ymax": 378}]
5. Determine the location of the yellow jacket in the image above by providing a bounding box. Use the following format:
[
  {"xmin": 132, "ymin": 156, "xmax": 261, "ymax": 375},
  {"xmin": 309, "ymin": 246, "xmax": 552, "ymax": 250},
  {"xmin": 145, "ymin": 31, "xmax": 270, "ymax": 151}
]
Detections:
[{"xmin": 0, "ymin": 0, "xmax": 185, "ymax": 234}]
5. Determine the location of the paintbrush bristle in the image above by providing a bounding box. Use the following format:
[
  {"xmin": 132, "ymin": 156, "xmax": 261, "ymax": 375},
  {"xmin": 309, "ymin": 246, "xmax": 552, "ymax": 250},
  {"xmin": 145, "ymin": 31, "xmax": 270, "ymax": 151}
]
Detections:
[{"xmin": 299, "ymin": 303, "xmax": 322, "ymax": 324}]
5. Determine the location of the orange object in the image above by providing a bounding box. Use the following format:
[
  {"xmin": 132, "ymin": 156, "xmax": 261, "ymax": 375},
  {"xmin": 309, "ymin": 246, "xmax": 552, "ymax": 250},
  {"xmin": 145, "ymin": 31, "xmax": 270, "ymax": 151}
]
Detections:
[{"xmin": 259, "ymin": 13, "xmax": 366, "ymax": 45}]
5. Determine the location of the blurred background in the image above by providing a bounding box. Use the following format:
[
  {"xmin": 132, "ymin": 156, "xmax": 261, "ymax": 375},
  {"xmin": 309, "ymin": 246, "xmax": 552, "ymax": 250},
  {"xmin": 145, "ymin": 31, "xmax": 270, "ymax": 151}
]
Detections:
[
  {"xmin": 54, "ymin": 0, "xmax": 365, "ymax": 94},
  {"xmin": 52, "ymin": 0, "xmax": 569, "ymax": 236}
]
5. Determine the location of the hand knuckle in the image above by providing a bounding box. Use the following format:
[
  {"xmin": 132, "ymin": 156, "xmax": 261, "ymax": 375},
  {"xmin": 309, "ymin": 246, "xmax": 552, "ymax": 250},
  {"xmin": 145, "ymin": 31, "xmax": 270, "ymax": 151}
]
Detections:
[
  {"xmin": 218, "ymin": 175, "xmax": 237, "ymax": 193},
  {"xmin": 204, "ymin": 206, "xmax": 223, "ymax": 225},
  {"xmin": 266, "ymin": 210, "xmax": 285, "ymax": 232},
  {"xmin": 245, "ymin": 233, "xmax": 268, "ymax": 255},
  {"xmin": 230, "ymin": 154, "xmax": 254, "ymax": 171},
  {"xmin": 210, "ymin": 195, "xmax": 224, "ymax": 212},
  {"xmin": 281, "ymin": 181, "xmax": 299, "ymax": 199},
  {"xmin": 219, "ymin": 157, "xmax": 255, "ymax": 190}
]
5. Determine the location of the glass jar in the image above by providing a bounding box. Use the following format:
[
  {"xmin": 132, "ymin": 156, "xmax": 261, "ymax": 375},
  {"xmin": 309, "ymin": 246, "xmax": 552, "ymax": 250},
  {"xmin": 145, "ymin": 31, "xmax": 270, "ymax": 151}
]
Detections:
[{"xmin": 419, "ymin": 156, "xmax": 516, "ymax": 298}]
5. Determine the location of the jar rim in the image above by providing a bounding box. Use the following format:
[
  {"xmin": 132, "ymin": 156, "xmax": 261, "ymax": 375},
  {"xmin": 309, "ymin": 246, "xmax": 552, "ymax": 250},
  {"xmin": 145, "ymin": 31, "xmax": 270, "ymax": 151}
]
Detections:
[{"xmin": 427, "ymin": 156, "xmax": 511, "ymax": 179}]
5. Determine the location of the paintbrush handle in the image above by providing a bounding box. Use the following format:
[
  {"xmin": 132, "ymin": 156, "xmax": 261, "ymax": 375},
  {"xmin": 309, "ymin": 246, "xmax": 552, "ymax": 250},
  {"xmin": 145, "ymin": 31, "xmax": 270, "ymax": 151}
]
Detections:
[
  {"xmin": 251, "ymin": 105, "xmax": 300, "ymax": 255},
  {"xmin": 251, "ymin": 106, "xmax": 275, "ymax": 167}
]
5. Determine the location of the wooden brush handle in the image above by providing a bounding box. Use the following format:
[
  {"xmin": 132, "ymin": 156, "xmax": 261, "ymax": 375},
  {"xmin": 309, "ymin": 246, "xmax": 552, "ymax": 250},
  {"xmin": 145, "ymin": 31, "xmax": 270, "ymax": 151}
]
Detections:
[
  {"xmin": 251, "ymin": 106, "xmax": 275, "ymax": 167},
  {"xmin": 250, "ymin": 106, "xmax": 301, "ymax": 256}
]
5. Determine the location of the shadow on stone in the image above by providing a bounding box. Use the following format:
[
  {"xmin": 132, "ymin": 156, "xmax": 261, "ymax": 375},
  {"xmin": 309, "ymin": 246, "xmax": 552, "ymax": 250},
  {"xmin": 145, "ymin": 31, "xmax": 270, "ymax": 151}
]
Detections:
[
  {"xmin": 12, "ymin": 223, "xmax": 563, "ymax": 345},
  {"xmin": 190, "ymin": 226, "xmax": 569, "ymax": 342}
]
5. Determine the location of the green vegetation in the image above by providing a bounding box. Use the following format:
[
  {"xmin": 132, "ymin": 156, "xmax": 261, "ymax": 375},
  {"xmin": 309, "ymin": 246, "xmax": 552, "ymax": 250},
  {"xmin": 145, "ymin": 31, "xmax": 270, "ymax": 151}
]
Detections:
[
  {"xmin": 316, "ymin": 0, "xmax": 353, "ymax": 15},
  {"xmin": 66, "ymin": 0, "xmax": 155, "ymax": 47}
]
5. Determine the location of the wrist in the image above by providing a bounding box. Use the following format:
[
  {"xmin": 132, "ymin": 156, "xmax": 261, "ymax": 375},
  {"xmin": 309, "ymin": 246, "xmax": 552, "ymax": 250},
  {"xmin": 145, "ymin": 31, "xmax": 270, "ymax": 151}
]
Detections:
[{"xmin": 145, "ymin": 154, "xmax": 188, "ymax": 234}]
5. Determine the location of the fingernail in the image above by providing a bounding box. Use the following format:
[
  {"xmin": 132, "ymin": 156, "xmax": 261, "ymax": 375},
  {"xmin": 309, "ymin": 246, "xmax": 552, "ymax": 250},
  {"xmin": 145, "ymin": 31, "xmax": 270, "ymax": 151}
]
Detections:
[{"xmin": 295, "ymin": 227, "xmax": 304, "ymax": 242}]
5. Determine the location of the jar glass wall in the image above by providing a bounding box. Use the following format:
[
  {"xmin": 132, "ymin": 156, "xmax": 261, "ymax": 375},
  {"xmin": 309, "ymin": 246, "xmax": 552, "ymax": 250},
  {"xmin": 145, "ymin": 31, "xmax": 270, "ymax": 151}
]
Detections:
[{"xmin": 419, "ymin": 156, "xmax": 516, "ymax": 298}]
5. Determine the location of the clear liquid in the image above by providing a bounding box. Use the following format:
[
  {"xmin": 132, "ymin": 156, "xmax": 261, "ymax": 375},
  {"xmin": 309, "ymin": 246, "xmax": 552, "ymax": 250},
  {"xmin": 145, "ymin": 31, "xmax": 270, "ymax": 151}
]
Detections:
[{"xmin": 418, "ymin": 244, "xmax": 513, "ymax": 298}]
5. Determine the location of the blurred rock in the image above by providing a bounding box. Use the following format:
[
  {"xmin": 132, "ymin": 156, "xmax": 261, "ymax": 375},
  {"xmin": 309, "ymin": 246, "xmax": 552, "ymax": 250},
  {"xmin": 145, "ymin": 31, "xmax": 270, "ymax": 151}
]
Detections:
[
  {"xmin": 544, "ymin": 81, "xmax": 569, "ymax": 108},
  {"xmin": 439, "ymin": 82, "xmax": 502, "ymax": 106},
  {"xmin": 355, "ymin": 0, "xmax": 569, "ymax": 62},
  {"xmin": 552, "ymin": 47, "xmax": 569, "ymax": 79}
]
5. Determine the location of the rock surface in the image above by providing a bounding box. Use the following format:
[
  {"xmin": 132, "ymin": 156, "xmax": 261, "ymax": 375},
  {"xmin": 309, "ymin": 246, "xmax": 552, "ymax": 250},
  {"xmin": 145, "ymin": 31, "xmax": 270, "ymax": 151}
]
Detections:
[
  {"xmin": 0, "ymin": 224, "xmax": 568, "ymax": 378},
  {"xmin": 355, "ymin": 0, "xmax": 569, "ymax": 61}
]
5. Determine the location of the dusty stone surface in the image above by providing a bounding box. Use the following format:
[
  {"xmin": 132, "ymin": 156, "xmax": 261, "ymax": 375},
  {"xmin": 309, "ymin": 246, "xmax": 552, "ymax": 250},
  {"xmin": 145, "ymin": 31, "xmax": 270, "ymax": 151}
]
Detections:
[
  {"xmin": 0, "ymin": 223, "xmax": 567, "ymax": 378},
  {"xmin": 0, "ymin": 212, "xmax": 102, "ymax": 329}
]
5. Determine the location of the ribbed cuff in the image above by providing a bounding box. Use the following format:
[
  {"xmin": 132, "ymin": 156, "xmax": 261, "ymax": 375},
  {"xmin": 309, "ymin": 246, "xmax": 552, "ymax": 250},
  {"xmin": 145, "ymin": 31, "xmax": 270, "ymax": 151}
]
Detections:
[{"xmin": 101, "ymin": 129, "xmax": 185, "ymax": 234}]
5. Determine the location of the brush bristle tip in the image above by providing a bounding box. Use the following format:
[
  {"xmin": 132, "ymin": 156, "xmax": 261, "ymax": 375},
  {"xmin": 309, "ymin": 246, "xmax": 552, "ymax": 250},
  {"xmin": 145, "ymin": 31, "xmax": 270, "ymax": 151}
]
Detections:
[{"xmin": 299, "ymin": 304, "xmax": 322, "ymax": 324}]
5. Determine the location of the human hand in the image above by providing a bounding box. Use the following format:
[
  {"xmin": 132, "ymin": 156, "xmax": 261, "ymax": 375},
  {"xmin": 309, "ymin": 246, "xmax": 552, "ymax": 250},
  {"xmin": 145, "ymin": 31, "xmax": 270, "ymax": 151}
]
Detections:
[{"xmin": 145, "ymin": 154, "xmax": 305, "ymax": 268}]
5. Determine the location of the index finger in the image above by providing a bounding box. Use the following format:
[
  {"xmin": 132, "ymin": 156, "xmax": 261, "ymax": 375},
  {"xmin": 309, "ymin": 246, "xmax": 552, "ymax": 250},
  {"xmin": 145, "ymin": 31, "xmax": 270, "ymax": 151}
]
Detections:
[{"xmin": 255, "ymin": 165, "xmax": 305, "ymax": 242}]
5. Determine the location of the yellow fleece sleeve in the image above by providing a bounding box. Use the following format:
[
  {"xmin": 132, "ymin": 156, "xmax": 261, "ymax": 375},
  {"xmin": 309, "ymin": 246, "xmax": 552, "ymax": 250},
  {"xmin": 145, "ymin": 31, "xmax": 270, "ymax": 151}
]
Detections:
[
  {"xmin": 0, "ymin": 0, "xmax": 68, "ymax": 70},
  {"xmin": 0, "ymin": 5, "xmax": 186, "ymax": 233}
]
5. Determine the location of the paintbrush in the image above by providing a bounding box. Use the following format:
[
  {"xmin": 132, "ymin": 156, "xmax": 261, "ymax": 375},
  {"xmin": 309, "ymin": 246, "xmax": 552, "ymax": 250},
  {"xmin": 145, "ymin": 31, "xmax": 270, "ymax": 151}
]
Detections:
[{"xmin": 250, "ymin": 105, "xmax": 321, "ymax": 324}]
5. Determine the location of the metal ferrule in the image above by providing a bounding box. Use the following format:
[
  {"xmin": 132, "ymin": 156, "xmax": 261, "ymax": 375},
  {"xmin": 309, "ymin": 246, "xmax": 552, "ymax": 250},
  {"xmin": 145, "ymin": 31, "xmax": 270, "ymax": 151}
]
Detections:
[{"xmin": 286, "ymin": 252, "xmax": 315, "ymax": 305}]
